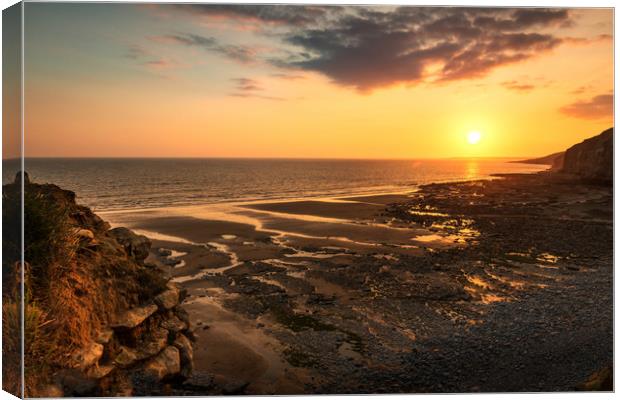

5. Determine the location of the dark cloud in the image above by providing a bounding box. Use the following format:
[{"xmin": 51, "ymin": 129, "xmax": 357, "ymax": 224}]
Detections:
[
  {"xmin": 502, "ymin": 80, "xmax": 535, "ymax": 92},
  {"xmin": 152, "ymin": 33, "xmax": 256, "ymax": 64},
  {"xmin": 560, "ymin": 94, "xmax": 613, "ymax": 119},
  {"xmin": 276, "ymin": 7, "xmax": 572, "ymax": 90},
  {"xmin": 148, "ymin": 6, "xmax": 592, "ymax": 91}
]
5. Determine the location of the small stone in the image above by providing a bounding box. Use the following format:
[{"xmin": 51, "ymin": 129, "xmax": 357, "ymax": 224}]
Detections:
[{"xmin": 74, "ymin": 228, "xmax": 95, "ymax": 241}]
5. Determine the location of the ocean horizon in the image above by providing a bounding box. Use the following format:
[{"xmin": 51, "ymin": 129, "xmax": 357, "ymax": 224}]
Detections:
[{"xmin": 4, "ymin": 157, "xmax": 547, "ymax": 212}]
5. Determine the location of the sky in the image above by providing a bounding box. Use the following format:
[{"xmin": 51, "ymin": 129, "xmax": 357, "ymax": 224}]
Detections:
[{"xmin": 9, "ymin": 4, "xmax": 615, "ymax": 158}]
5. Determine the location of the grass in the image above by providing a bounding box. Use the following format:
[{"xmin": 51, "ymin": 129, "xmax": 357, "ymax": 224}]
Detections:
[{"xmin": 2, "ymin": 180, "xmax": 167, "ymax": 396}]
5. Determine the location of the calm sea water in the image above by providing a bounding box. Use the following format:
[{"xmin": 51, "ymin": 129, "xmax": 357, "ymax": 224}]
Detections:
[{"xmin": 4, "ymin": 158, "xmax": 546, "ymax": 211}]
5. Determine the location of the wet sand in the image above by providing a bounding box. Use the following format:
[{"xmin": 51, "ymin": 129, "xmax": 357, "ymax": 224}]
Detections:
[{"xmin": 101, "ymin": 174, "xmax": 612, "ymax": 394}]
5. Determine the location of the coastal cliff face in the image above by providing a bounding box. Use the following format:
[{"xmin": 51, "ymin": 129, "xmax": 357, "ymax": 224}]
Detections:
[
  {"xmin": 561, "ymin": 128, "xmax": 613, "ymax": 182},
  {"xmin": 2, "ymin": 174, "xmax": 195, "ymax": 397}
]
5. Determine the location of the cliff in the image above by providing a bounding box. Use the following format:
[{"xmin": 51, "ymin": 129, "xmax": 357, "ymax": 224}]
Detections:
[
  {"xmin": 512, "ymin": 151, "xmax": 564, "ymax": 170},
  {"xmin": 2, "ymin": 173, "xmax": 194, "ymax": 397},
  {"xmin": 562, "ymin": 127, "xmax": 613, "ymax": 183}
]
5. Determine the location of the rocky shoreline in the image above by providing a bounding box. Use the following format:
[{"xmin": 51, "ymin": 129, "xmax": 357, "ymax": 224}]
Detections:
[
  {"xmin": 125, "ymin": 170, "xmax": 612, "ymax": 394},
  {"xmin": 5, "ymin": 134, "xmax": 613, "ymax": 396}
]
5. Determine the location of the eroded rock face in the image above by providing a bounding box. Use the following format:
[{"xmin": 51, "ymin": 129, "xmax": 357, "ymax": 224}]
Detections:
[
  {"xmin": 109, "ymin": 227, "xmax": 152, "ymax": 263},
  {"xmin": 562, "ymin": 127, "xmax": 613, "ymax": 183}
]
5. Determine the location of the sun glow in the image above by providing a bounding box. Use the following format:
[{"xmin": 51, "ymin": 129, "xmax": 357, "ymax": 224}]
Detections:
[{"xmin": 467, "ymin": 131, "xmax": 482, "ymax": 145}]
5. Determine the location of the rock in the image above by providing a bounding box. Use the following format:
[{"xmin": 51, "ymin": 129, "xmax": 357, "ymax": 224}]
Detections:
[
  {"xmin": 114, "ymin": 346, "xmax": 139, "ymax": 367},
  {"xmin": 577, "ymin": 364, "xmax": 613, "ymax": 391},
  {"xmin": 183, "ymin": 372, "xmax": 215, "ymax": 390},
  {"xmin": 74, "ymin": 228, "xmax": 95, "ymax": 241},
  {"xmin": 562, "ymin": 127, "xmax": 613, "ymax": 183},
  {"xmin": 174, "ymin": 306, "xmax": 191, "ymax": 327},
  {"xmin": 111, "ymin": 304, "xmax": 158, "ymax": 329},
  {"xmin": 37, "ymin": 383, "xmax": 64, "ymax": 397},
  {"xmin": 70, "ymin": 341, "xmax": 104, "ymax": 369},
  {"xmin": 173, "ymin": 333, "xmax": 194, "ymax": 377},
  {"xmin": 139, "ymin": 327, "xmax": 170, "ymax": 359},
  {"xmin": 87, "ymin": 363, "xmax": 115, "ymax": 379},
  {"xmin": 155, "ymin": 288, "xmax": 179, "ymax": 310},
  {"xmin": 109, "ymin": 227, "xmax": 152, "ymax": 263},
  {"xmin": 158, "ymin": 248, "xmax": 172, "ymax": 257},
  {"xmin": 161, "ymin": 315, "xmax": 187, "ymax": 333},
  {"xmin": 95, "ymin": 328, "xmax": 114, "ymax": 344},
  {"xmin": 55, "ymin": 369, "xmax": 98, "ymax": 396},
  {"xmin": 143, "ymin": 346, "xmax": 181, "ymax": 380},
  {"xmin": 222, "ymin": 380, "xmax": 250, "ymax": 395}
]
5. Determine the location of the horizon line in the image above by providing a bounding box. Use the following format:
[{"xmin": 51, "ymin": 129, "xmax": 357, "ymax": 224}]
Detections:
[{"xmin": 4, "ymin": 155, "xmax": 542, "ymax": 161}]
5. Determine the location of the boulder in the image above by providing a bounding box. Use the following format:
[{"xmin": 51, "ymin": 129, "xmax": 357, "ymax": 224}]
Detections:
[
  {"xmin": 139, "ymin": 327, "xmax": 170, "ymax": 359},
  {"xmin": 143, "ymin": 346, "xmax": 181, "ymax": 380},
  {"xmin": 111, "ymin": 304, "xmax": 158, "ymax": 330},
  {"xmin": 173, "ymin": 333, "xmax": 194, "ymax": 377},
  {"xmin": 154, "ymin": 288, "xmax": 179, "ymax": 310},
  {"xmin": 109, "ymin": 227, "xmax": 152, "ymax": 263},
  {"xmin": 161, "ymin": 315, "xmax": 187, "ymax": 334}
]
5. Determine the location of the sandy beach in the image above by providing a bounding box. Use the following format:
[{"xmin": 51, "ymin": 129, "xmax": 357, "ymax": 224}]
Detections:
[{"xmin": 100, "ymin": 172, "xmax": 612, "ymax": 394}]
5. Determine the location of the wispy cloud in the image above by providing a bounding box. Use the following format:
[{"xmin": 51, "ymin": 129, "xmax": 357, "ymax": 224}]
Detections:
[
  {"xmin": 502, "ymin": 80, "xmax": 536, "ymax": 92},
  {"xmin": 229, "ymin": 77, "xmax": 283, "ymax": 100},
  {"xmin": 150, "ymin": 33, "xmax": 257, "ymax": 64},
  {"xmin": 559, "ymin": 94, "xmax": 613, "ymax": 119}
]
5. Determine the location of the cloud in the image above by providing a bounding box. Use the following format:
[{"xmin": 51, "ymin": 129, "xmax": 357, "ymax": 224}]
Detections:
[
  {"xmin": 142, "ymin": 6, "xmax": 608, "ymax": 91},
  {"xmin": 270, "ymin": 72, "xmax": 305, "ymax": 80},
  {"xmin": 560, "ymin": 94, "xmax": 613, "ymax": 119},
  {"xmin": 166, "ymin": 4, "xmax": 333, "ymax": 26},
  {"xmin": 502, "ymin": 80, "xmax": 535, "ymax": 92},
  {"xmin": 229, "ymin": 77, "xmax": 283, "ymax": 100},
  {"xmin": 124, "ymin": 44, "xmax": 149, "ymax": 59},
  {"xmin": 151, "ymin": 33, "xmax": 256, "ymax": 64},
  {"xmin": 274, "ymin": 7, "xmax": 573, "ymax": 91},
  {"xmin": 562, "ymin": 34, "xmax": 613, "ymax": 45}
]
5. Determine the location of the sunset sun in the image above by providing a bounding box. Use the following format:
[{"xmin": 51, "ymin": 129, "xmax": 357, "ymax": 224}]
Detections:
[{"xmin": 467, "ymin": 131, "xmax": 482, "ymax": 145}]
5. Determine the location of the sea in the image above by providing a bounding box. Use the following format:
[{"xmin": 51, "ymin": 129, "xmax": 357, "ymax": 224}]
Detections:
[{"xmin": 3, "ymin": 158, "xmax": 547, "ymax": 212}]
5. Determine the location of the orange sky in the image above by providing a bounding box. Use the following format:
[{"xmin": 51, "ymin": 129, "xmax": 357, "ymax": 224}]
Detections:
[{"xmin": 12, "ymin": 5, "xmax": 614, "ymax": 159}]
